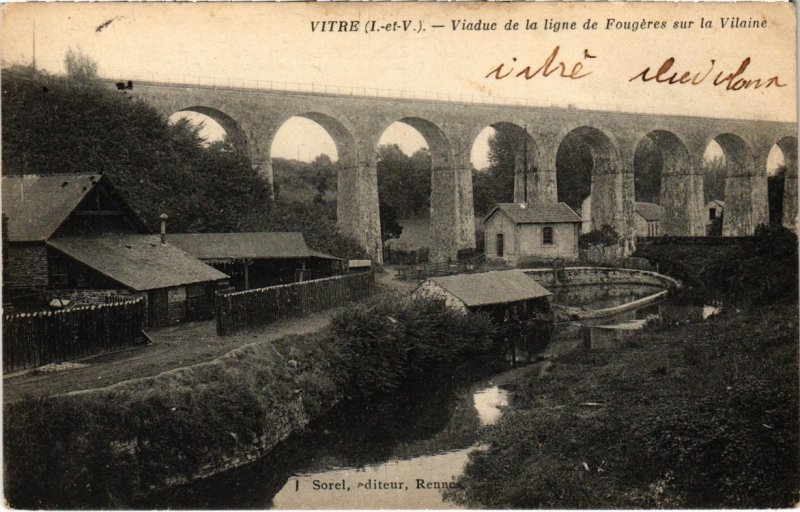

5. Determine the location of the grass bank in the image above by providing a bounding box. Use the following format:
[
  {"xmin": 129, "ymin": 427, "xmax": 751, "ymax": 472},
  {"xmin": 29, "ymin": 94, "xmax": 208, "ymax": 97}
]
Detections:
[
  {"xmin": 451, "ymin": 302, "xmax": 799, "ymax": 507},
  {"xmin": 4, "ymin": 295, "xmax": 499, "ymax": 509}
]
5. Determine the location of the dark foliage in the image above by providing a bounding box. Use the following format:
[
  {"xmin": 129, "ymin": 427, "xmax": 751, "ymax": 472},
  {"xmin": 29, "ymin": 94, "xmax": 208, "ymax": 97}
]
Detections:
[
  {"xmin": 452, "ymin": 303, "xmax": 799, "ymax": 508},
  {"xmin": 329, "ymin": 295, "xmax": 499, "ymax": 397},
  {"xmin": 579, "ymin": 224, "xmax": 620, "ymax": 249},
  {"xmin": 633, "ymin": 136, "xmax": 663, "ymax": 204},
  {"xmin": 376, "ymin": 144, "xmax": 432, "ymax": 221},
  {"xmin": 3, "ymin": 66, "xmax": 365, "ymax": 259},
  {"xmin": 556, "ymin": 136, "xmax": 593, "ymax": 211},
  {"xmin": 2, "ymin": 66, "xmax": 272, "ymax": 233},
  {"xmin": 768, "ymin": 165, "xmax": 786, "ymax": 225},
  {"xmin": 635, "ymin": 225, "xmax": 798, "ymax": 304}
]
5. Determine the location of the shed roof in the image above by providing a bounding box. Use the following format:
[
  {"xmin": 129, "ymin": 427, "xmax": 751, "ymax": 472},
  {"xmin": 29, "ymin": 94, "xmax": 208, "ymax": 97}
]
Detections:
[
  {"xmin": 1, "ymin": 174, "xmax": 124, "ymax": 242},
  {"xmin": 47, "ymin": 235, "xmax": 229, "ymax": 292},
  {"xmin": 485, "ymin": 203, "xmax": 582, "ymax": 225},
  {"xmin": 707, "ymin": 199, "xmax": 726, "ymax": 209},
  {"xmin": 423, "ymin": 270, "xmax": 551, "ymax": 308},
  {"xmin": 167, "ymin": 232, "xmax": 311, "ymax": 260},
  {"xmin": 634, "ymin": 202, "xmax": 663, "ymax": 222}
]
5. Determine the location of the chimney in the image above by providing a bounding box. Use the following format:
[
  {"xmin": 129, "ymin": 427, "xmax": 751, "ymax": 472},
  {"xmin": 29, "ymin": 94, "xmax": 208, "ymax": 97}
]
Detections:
[{"xmin": 159, "ymin": 213, "xmax": 168, "ymax": 245}]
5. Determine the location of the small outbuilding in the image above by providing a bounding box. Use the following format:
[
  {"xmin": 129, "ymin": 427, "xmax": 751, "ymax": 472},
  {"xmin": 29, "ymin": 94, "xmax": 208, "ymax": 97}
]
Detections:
[
  {"xmin": 413, "ymin": 270, "xmax": 552, "ymax": 321},
  {"xmin": 634, "ymin": 202, "xmax": 663, "ymax": 237},
  {"xmin": 168, "ymin": 232, "xmax": 345, "ymax": 290},
  {"xmin": 483, "ymin": 203, "xmax": 582, "ymax": 264},
  {"xmin": 706, "ymin": 199, "xmax": 725, "ymax": 235}
]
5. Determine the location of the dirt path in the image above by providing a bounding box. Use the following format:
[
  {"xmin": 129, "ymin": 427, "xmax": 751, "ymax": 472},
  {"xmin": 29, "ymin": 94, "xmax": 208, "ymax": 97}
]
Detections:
[
  {"xmin": 3, "ymin": 269, "xmax": 422, "ymax": 405},
  {"xmin": 3, "ymin": 309, "xmax": 339, "ymax": 405}
]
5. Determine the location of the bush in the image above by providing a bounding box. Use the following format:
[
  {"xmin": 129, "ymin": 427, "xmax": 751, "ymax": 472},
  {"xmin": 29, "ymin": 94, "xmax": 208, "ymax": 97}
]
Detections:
[
  {"xmin": 579, "ymin": 224, "xmax": 620, "ymax": 249},
  {"xmin": 4, "ymin": 295, "xmax": 500, "ymax": 508},
  {"xmin": 330, "ymin": 295, "xmax": 499, "ymax": 397}
]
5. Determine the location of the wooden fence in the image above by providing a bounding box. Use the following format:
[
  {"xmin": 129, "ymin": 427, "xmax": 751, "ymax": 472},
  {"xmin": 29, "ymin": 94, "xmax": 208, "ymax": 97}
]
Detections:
[
  {"xmin": 215, "ymin": 271, "xmax": 375, "ymax": 336},
  {"xmin": 3, "ymin": 298, "xmax": 146, "ymax": 373},
  {"xmin": 396, "ymin": 254, "xmax": 486, "ymax": 281}
]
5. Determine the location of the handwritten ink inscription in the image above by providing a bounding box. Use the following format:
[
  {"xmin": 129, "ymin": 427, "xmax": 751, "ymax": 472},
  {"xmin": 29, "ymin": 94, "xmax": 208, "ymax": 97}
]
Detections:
[
  {"xmin": 485, "ymin": 47, "xmax": 595, "ymax": 81},
  {"xmin": 484, "ymin": 47, "xmax": 786, "ymax": 90},
  {"xmin": 629, "ymin": 57, "xmax": 786, "ymax": 90}
]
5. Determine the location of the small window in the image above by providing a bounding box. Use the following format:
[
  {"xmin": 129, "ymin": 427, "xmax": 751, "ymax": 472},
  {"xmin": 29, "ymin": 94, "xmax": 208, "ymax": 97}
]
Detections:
[
  {"xmin": 542, "ymin": 226, "xmax": 554, "ymax": 245},
  {"xmin": 496, "ymin": 233, "xmax": 504, "ymax": 257},
  {"xmin": 709, "ymin": 208, "xmax": 717, "ymax": 220}
]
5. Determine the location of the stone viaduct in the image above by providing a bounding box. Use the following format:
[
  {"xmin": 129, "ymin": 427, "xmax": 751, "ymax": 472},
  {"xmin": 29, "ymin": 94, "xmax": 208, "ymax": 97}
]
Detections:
[{"xmin": 125, "ymin": 81, "xmax": 797, "ymax": 263}]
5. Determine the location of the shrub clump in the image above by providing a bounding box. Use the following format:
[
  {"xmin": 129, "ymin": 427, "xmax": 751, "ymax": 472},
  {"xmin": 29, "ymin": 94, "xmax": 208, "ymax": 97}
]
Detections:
[{"xmin": 4, "ymin": 295, "xmax": 499, "ymax": 508}]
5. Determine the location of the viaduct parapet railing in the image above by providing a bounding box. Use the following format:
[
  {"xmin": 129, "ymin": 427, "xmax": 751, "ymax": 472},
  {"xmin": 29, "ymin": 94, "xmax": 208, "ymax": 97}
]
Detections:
[{"xmin": 102, "ymin": 74, "xmax": 702, "ymax": 119}]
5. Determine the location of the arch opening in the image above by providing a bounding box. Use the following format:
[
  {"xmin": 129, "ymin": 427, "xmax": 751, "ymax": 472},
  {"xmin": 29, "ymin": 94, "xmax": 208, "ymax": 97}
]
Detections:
[
  {"xmin": 270, "ymin": 114, "xmax": 354, "ymax": 204},
  {"xmin": 376, "ymin": 120, "xmax": 435, "ymax": 261},
  {"xmin": 633, "ymin": 130, "xmax": 698, "ymax": 236},
  {"xmin": 470, "ymin": 123, "xmax": 539, "ymax": 217},
  {"xmin": 769, "ymin": 136, "xmax": 798, "ymax": 230},
  {"xmin": 704, "ymin": 133, "xmax": 760, "ymax": 236},
  {"xmin": 556, "ymin": 126, "xmax": 620, "ymax": 235},
  {"xmin": 169, "ymin": 107, "xmax": 249, "ymax": 155}
]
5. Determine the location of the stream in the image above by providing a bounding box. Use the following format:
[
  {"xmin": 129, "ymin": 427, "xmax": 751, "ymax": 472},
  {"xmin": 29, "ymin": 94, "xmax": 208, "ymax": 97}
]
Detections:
[{"xmin": 138, "ymin": 284, "xmax": 720, "ymax": 509}]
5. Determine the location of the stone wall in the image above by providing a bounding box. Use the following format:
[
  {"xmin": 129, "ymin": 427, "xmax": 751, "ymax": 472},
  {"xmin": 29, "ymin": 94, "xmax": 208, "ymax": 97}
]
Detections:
[{"xmin": 524, "ymin": 266, "xmax": 680, "ymax": 290}]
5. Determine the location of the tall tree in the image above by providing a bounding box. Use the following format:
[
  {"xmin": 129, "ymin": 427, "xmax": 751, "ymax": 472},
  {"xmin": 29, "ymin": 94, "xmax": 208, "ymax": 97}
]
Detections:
[
  {"xmin": 555, "ymin": 137, "xmax": 593, "ymax": 211},
  {"xmin": 63, "ymin": 47, "xmax": 99, "ymax": 82},
  {"xmin": 633, "ymin": 136, "xmax": 663, "ymax": 204},
  {"xmin": 703, "ymin": 155, "xmax": 727, "ymax": 203},
  {"xmin": 768, "ymin": 165, "xmax": 786, "ymax": 225}
]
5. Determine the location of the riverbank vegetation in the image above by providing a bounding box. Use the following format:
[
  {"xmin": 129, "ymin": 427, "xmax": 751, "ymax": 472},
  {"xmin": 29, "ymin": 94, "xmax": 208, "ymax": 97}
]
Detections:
[
  {"xmin": 452, "ymin": 233, "xmax": 799, "ymax": 508},
  {"xmin": 4, "ymin": 295, "xmax": 498, "ymax": 508},
  {"xmin": 634, "ymin": 224, "xmax": 798, "ymax": 304}
]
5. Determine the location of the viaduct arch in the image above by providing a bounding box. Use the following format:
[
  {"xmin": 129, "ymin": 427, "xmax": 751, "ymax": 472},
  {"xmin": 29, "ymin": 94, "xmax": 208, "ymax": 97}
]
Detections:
[{"xmin": 124, "ymin": 81, "xmax": 797, "ymax": 263}]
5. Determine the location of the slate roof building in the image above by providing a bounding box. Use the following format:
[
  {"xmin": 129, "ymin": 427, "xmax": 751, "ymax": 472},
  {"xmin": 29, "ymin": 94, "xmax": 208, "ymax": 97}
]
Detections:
[
  {"xmin": 168, "ymin": 232, "xmax": 345, "ymax": 290},
  {"xmin": 2, "ymin": 174, "xmax": 229, "ymax": 326},
  {"xmin": 413, "ymin": 269, "xmax": 552, "ymax": 320},
  {"xmin": 483, "ymin": 203, "xmax": 582, "ymax": 264},
  {"xmin": 633, "ymin": 202, "xmax": 663, "ymax": 237}
]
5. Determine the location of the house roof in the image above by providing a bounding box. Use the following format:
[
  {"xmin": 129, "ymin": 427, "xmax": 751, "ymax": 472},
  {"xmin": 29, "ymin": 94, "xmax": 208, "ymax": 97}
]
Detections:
[
  {"xmin": 47, "ymin": 235, "xmax": 229, "ymax": 292},
  {"xmin": 423, "ymin": 270, "xmax": 551, "ymax": 308},
  {"xmin": 634, "ymin": 202, "xmax": 663, "ymax": 222},
  {"xmin": 167, "ymin": 232, "xmax": 311, "ymax": 260},
  {"xmin": 2, "ymin": 174, "xmax": 107, "ymax": 242},
  {"xmin": 484, "ymin": 203, "xmax": 582, "ymax": 225},
  {"xmin": 309, "ymin": 250, "xmax": 346, "ymax": 261}
]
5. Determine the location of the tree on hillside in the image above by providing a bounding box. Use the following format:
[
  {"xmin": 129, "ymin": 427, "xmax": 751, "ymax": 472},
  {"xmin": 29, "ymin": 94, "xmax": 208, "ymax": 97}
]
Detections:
[
  {"xmin": 2, "ymin": 65, "xmax": 272, "ymax": 233},
  {"xmin": 633, "ymin": 137, "xmax": 663, "ymax": 204},
  {"xmin": 555, "ymin": 137, "xmax": 593, "ymax": 211},
  {"xmin": 376, "ymin": 144, "xmax": 431, "ymax": 222},
  {"xmin": 471, "ymin": 129, "xmax": 522, "ymax": 215},
  {"xmin": 64, "ymin": 47, "xmax": 99, "ymax": 82},
  {"xmin": 768, "ymin": 165, "xmax": 786, "ymax": 225},
  {"xmin": 310, "ymin": 154, "xmax": 337, "ymax": 202},
  {"xmin": 703, "ymin": 155, "xmax": 727, "ymax": 203}
]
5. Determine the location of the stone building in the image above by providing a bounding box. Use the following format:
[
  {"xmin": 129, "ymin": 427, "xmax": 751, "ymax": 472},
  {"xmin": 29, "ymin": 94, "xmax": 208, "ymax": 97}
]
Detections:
[
  {"xmin": 2, "ymin": 174, "xmax": 228, "ymax": 326},
  {"xmin": 483, "ymin": 203, "xmax": 582, "ymax": 264},
  {"xmin": 634, "ymin": 202, "xmax": 663, "ymax": 237}
]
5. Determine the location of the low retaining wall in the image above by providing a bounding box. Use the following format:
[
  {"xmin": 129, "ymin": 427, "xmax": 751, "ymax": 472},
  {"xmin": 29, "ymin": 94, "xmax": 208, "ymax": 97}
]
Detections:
[{"xmin": 524, "ymin": 266, "xmax": 680, "ymax": 290}]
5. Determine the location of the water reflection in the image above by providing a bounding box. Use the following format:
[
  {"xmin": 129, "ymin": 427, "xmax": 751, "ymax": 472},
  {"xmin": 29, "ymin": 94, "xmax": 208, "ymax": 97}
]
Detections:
[
  {"xmin": 139, "ymin": 288, "xmax": 719, "ymax": 510},
  {"xmin": 138, "ymin": 368, "xmax": 508, "ymax": 510}
]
